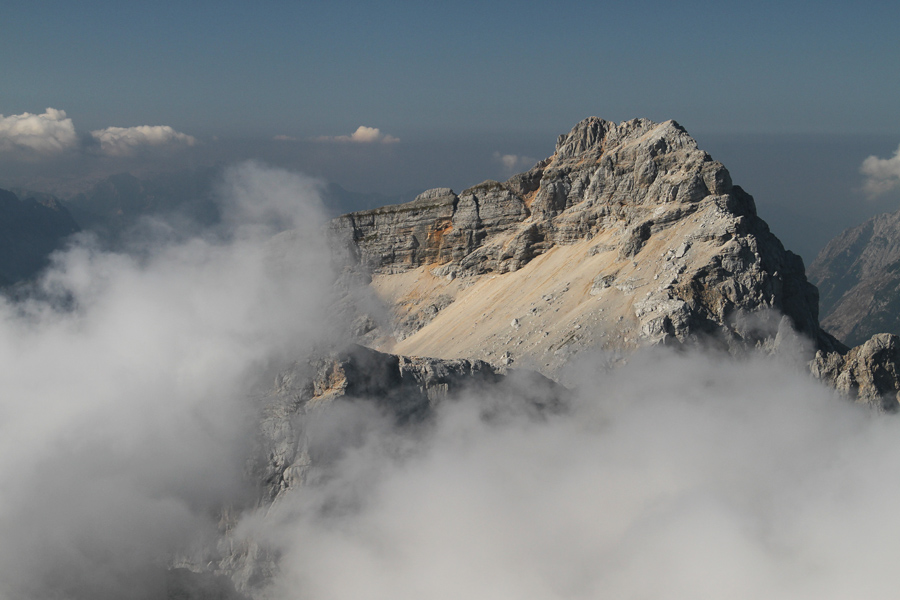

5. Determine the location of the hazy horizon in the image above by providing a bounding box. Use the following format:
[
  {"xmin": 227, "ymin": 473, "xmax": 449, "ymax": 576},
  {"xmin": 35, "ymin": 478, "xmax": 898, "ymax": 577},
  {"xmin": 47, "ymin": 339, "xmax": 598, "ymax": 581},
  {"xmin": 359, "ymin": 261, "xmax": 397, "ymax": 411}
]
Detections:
[
  {"xmin": 3, "ymin": 2, "xmax": 900, "ymax": 598},
  {"xmin": 2, "ymin": 126, "xmax": 899, "ymax": 262},
  {"xmin": 3, "ymin": 1, "xmax": 900, "ymax": 259}
]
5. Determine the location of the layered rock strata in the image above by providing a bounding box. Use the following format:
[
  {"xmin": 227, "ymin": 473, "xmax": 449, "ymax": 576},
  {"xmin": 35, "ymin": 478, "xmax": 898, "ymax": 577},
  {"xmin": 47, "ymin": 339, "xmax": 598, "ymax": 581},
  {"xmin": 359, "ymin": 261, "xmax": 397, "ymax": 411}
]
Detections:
[{"xmin": 331, "ymin": 117, "xmax": 837, "ymax": 375}]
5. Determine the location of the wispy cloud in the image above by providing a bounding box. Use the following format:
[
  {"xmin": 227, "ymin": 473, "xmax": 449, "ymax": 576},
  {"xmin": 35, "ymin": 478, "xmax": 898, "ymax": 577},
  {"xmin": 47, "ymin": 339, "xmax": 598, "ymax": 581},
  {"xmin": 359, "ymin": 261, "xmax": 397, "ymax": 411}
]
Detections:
[
  {"xmin": 0, "ymin": 108, "xmax": 78, "ymax": 154},
  {"xmin": 273, "ymin": 134, "xmax": 298, "ymax": 142},
  {"xmin": 861, "ymin": 144, "xmax": 900, "ymax": 197},
  {"xmin": 317, "ymin": 126, "xmax": 399, "ymax": 144},
  {"xmin": 90, "ymin": 125, "xmax": 197, "ymax": 156},
  {"xmin": 493, "ymin": 151, "xmax": 537, "ymax": 174}
]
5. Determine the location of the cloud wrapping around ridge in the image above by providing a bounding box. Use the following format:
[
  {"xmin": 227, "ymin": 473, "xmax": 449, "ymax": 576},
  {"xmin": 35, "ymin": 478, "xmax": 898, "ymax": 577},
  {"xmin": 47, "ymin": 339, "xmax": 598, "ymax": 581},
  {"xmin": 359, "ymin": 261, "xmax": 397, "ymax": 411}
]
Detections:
[
  {"xmin": 242, "ymin": 346, "xmax": 900, "ymax": 600},
  {"xmin": 861, "ymin": 144, "xmax": 900, "ymax": 197},
  {"xmin": 0, "ymin": 162, "xmax": 335, "ymax": 599},
  {"xmin": 90, "ymin": 125, "xmax": 197, "ymax": 156},
  {"xmin": 318, "ymin": 126, "xmax": 399, "ymax": 144},
  {"xmin": 0, "ymin": 108, "xmax": 78, "ymax": 154}
]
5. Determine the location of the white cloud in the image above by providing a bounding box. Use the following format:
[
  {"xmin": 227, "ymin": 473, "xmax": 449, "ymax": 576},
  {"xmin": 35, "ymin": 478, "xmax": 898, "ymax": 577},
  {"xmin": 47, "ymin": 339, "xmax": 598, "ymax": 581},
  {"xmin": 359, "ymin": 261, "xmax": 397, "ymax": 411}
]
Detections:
[
  {"xmin": 0, "ymin": 163, "xmax": 336, "ymax": 598},
  {"xmin": 317, "ymin": 126, "xmax": 399, "ymax": 144},
  {"xmin": 259, "ymin": 347, "xmax": 900, "ymax": 600},
  {"xmin": 493, "ymin": 151, "xmax": 537, "ymax": 173},
  {"xmin": 273, "ymin": 134, "xmax": 298, "ymax": 142},
  {"xmin": 0, "ymin": 108, "xmax": 78, "ymax": 154},
  {"xmin": 90, "ymin": 125, "xmax": 197, "ymax": 156},
  {"xmin": 861, "ymin": 144, "xmax": 900, "ymax": 197}
]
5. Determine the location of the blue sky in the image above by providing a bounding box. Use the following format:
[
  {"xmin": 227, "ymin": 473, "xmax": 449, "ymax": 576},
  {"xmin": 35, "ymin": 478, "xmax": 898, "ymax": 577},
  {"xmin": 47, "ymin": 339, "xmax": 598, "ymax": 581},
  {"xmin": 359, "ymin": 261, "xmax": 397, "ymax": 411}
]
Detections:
[
  {"xmin": 2, "ymin": 0, "xmax": 897, "ymax": 138},
  {"xmin": 1, "ymin": 1, "xmax": 899, "ymax": 258}
]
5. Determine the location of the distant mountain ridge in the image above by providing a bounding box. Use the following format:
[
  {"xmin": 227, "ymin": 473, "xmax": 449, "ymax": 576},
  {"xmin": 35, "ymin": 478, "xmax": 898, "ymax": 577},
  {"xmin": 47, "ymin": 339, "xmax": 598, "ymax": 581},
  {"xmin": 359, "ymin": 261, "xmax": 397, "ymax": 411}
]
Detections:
[
  {"xmin": 0, "ymin": 188, "xmax": 79, "ymax": 286},
  {"xmin": 809, "ymin": 209, "xmax": 900, "ymax": 347}
]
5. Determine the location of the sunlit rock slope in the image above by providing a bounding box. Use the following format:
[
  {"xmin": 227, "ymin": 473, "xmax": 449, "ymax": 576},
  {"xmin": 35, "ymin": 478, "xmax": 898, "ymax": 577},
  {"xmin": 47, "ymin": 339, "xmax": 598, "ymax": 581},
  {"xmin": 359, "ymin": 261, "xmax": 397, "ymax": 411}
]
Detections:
[
  {"xmin": 331, "ymin": 117, "xmax": 900, "ymax": 406},
  {"xmin": 332, "ymin": 118, "xmax": 834, "ymax": 371}
]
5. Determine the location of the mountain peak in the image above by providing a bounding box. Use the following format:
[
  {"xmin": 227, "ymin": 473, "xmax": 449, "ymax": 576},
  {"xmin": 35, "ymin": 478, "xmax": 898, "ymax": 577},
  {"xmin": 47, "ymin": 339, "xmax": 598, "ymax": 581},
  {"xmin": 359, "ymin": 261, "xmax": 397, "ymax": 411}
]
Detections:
[
  {"xmin": 330, "ymin": 115, "xmax": 831, "ymax": 377},
  {"xmin": 553, "ymin": 117, "xmax": 695, "ymax": 163}
]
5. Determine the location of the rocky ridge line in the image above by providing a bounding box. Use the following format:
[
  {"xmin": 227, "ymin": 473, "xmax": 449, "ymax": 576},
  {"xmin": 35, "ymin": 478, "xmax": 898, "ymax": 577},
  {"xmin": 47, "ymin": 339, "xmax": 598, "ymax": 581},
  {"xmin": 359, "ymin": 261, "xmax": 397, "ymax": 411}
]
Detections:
[{"xmin": 331, "ymin": 117, "xmax": 900, "ymax": 406}]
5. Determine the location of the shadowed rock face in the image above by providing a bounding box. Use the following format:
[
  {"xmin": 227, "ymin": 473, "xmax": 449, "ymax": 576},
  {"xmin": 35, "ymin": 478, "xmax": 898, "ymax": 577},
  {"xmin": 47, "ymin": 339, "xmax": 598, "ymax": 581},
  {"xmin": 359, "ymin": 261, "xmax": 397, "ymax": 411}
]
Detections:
[
  {"xmin": 253, "ymin": 344, "xmax": 564, "ymax": 503},
  {"xmin": 331, "ymin": 117, "xmax": 834, "ymax": 367},
  {"xmin": 809, "ymin": 210, "xmax": 900, "ymax": 347}
]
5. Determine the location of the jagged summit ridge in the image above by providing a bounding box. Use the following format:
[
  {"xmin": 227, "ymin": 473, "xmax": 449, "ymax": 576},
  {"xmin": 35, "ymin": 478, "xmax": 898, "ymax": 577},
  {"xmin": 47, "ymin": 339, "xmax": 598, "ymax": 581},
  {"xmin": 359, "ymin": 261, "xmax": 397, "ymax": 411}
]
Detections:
[
  {"xmin": 552, "ymin": 117, "xmax": 693, "ymax": 161},
  {"xmin": 331, "ymin": 117, "xmax": 832, "ymax": 374},
  {"xmin": 333, "ymin": 117, "xmax": 736, "ymax": 275}
]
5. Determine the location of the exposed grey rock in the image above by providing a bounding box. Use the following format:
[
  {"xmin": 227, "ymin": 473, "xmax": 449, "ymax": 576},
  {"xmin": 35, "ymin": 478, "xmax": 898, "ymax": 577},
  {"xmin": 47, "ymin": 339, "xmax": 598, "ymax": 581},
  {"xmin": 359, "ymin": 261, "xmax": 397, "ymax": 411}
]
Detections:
[
  {"xmin": 809, "ymin": 210, "xmax": 900, "ymax": 347},
  {"xmin": 332, "ymin": 117, "xmax": 834, "ymax": 356},
  {"xmin": 327, "ymin": 116, "xmax": 900, "ymax": 407},
  {"xmin": 812, "ymin": 333, "xmax": 900, "ymax": 411}
]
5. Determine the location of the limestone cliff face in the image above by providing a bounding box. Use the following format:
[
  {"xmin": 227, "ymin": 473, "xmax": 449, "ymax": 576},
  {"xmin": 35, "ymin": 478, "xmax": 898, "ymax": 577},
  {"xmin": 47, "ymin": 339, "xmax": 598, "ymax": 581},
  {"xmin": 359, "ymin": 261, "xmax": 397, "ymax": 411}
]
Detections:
[
  {"xmin": 811, "ymin": 333, "xmax": 900, "ymax": 411},
  {"xmin": 331, "ymin": 117, "xmax": 833, "ymax": 372},
  {"xmin": 804, "ymin": 210, "xmax": 900, "ymax": 410}
]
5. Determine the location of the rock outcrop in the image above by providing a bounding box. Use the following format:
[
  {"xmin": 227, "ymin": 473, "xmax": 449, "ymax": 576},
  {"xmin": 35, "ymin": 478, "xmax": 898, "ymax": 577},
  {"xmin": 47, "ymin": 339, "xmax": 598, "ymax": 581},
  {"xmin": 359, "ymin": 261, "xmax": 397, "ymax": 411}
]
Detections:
[
  {"xmin": 331, "ymin": 117, "xmax": 838, "ymax": 375},
  {"xmin": 809, "ymin": 210, "xmax": 900, "ymax": 347}
]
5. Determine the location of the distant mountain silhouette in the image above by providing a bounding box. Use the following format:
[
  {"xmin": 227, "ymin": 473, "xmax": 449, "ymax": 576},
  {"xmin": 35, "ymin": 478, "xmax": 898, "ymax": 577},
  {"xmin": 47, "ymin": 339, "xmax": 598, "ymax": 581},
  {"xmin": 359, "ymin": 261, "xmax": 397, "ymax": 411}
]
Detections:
[
  {"xmin": 0, "ymin": 188, "xmax": 79, "ymax": 286},
  {"xmin": 63, "ymin": 167, "xmax": 412, "ymax": 247},
  {"xmin": 810, "ymin": 209, "xmax": 900, "ymax": 347}
]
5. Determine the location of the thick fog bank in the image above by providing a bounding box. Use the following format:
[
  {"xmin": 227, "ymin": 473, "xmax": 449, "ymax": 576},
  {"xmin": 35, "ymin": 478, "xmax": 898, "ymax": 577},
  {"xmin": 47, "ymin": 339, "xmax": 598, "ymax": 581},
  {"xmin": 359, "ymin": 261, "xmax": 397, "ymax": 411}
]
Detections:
[
  {"xmin": 0, "ymin": 162, "xmax": 334, "ymax": 600},
  {"xmin": 2, "ymin": 163, "xmax": 900, "ymax": 599},
  {"xmin": 258, "ymin": 348, "xmax": 900, "ymax": 600}
]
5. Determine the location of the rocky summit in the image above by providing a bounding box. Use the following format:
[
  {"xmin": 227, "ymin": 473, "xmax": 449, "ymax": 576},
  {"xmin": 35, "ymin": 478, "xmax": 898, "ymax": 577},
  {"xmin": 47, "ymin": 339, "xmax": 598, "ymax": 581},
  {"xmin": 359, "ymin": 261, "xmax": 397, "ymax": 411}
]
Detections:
[
  {"xmin": 332, "ymin": 118, "xmax": 834, "ymax": 369},
  {"xmin": 179, "ymin": 117, "xmax": 900, "ymax": 598},
  {"xmin": 809, "ymin": 209, "xmax": 900, "ymax": 348},
  {"xmin": 329, "ymin": 117, "xmax": 900, "ymax": 406}
]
